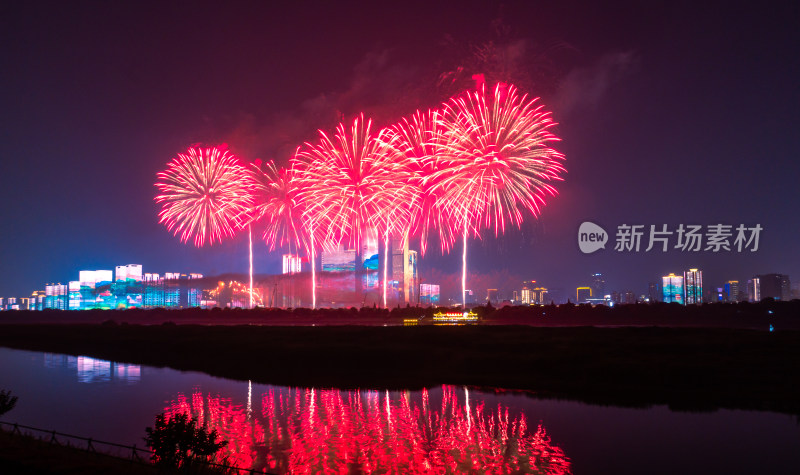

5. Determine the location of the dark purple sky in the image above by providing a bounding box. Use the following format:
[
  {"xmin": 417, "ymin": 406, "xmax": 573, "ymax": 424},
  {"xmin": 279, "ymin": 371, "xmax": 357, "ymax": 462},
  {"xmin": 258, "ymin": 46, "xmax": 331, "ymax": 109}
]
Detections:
[{"xmin": 1, "ymin": 0, "xmax": 798, "ymax": 300}]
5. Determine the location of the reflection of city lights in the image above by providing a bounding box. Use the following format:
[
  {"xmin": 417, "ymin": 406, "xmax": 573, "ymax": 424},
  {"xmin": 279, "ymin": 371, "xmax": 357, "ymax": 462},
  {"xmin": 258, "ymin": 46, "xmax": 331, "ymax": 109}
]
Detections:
[{"xmin": 163, "ymin": 385, "xmax": 571, "ymax": 474}]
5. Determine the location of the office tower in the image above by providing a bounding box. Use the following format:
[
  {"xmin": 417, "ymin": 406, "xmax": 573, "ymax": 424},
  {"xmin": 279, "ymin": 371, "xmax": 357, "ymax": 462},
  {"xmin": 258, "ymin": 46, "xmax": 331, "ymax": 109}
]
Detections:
[
  {"xmin": 390, "ymin": 233, "xmax": 406, "ymax": 302},
  {"xmin": 724, "ymin": 280, "xmax": 739, "ymax": 302},
  {"xmin": 576, "ymin": 287, "xmax": 592, "ymax": 303},
  {"xmin": 792, "ymin": 282, "xmax": 800, "ymax": 300},
  {"xmin": 282, "ymin": 254, "xmax": 302, "ymax": 274},
  {"xmin": 487, "ymin": 289, "xmax": 498, "ymax": 304},
  {"xmin": 533, "ymin": 287, "xmax": 548, "ymax": 305},
  {"xmin": 521, "ymin": 281, "xmax": 536, "ymax": 304},
  {"xmin": 684, "ymin": 268, "xmax": 703, "ymax": 305},
  {"xmin": 715, "ymin": 288, "xmax": 726, "ymax": 302},
  {"xmin": 512, "ymin": 290, "xmax": 519, "ymax": 301},
  {"xmin": 781, "ymin": 275, "xmax": 791, "ymax": 301},
  {"xmin": 115, "ymin": 264, "xmax": 143, "ymax": 282},
  {"xmin": 755, "ymin": 274, "xmax": 790, "ymax": 300},
  {"xmin": 747, "ymin": 278, "xmax": 760, "ymax": 302},
  {"xmin": 662, "ymin": 273, "xmax": 684, "ymax": 304},
  {"xmin": 420, "ymin": 284, "xmax": 440, "ymax": 306},
  {"xmin": 648, "ymin": 282, "xmax": 659, "ymax": 302},
  {"xmin": 624, "ymin": 291, "xmax": 636, "ymax": 304},
  {"xmin": 405, "ymin": 250, "xmax": 418, "ymax": 304},
  {"xmin": 591, "ymin": 273, "xmax": 605, "ymax": 298},
  {"xmin": 520, "ymin": 287, "xmax": 533, "ymax": 304},
  {"xmin": 68, "ymin": 281, "xmax": 81, "ymax": 309}
]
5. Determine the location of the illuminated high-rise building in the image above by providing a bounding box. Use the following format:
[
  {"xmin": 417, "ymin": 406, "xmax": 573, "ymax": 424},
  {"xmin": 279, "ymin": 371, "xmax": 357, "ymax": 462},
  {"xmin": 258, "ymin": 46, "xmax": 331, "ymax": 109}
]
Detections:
[
  {"xmin": 405, "ymin": 249, "xmax": 418, "ymax": 304},
  {"xmin": 591, "ymin": 273, "xmax": 605, "ymax": 298},
  {"xmin": 684, "ymin": 268, "xmax": 703, "ymax": 305},
  {"xmin": 115, "ymin": 264, "xmax": 143, "ymax": 282},
  {"xmin": 68, "ymin": 281, "xmax": 81, "ymax": 309},
  {"xmin": 521, "ymin": 280, "xmax": 536, "ymax": 304},
  {"xmin": 662, "ymin": 273, "xmax": 684, "ymax": 304},
  {"xmin": 45, "ymin": 283, "xmax": 68, "ymax": 310},
  {"xmin": 533, "ymin": 287, "xmax": 549, "ymax": 305},
  {"xmin": 420, "ymin": 284, "xmax": 440, "ymax": 306},
  {"xmin": 282, "ymin": 254, "xmax": 302, "ymax": 274},
  {"xmin": 724, "ymin": 280, "xmax": 739, "ymax": 302},
  {"xmin": 747, "ymin": 277, "xmax": 761, "ymax": 302},
  {"xmin": 143, "ymin": 273, "xmax": 164, "ymax": 307}
]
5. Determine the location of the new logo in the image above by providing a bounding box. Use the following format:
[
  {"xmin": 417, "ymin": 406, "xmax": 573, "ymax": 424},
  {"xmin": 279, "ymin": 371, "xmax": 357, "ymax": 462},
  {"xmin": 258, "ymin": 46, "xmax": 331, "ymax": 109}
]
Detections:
[{"xmin": 578, "ymin": 222, "xmax": 608, "ymax": 254}]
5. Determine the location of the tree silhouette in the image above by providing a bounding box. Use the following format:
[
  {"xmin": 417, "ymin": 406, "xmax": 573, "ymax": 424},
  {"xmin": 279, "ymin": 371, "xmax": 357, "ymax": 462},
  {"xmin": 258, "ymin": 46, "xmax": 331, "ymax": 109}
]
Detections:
[
  {"xmin": 0, "ymin": 389, "xmax": 17, "ymax": 417},
  {"xmin": 144, "ymin": 412, "xmax": 227, "ymax": 469}
]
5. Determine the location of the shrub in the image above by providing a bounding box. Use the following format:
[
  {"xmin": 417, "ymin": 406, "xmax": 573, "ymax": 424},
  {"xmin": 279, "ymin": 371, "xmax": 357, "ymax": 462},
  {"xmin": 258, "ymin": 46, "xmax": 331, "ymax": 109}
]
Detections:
[{"xmin": 144, "ymin": 412, "xmax": 227, "ymax": 469}]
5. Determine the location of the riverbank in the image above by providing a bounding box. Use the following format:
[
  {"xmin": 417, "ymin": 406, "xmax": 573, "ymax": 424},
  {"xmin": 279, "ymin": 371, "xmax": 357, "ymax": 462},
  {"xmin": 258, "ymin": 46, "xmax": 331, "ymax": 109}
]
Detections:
[
  {"xmin": 0, "ymin": 427, "xmax": 159, "ymax": 474},
  {"xmin": 1, "ymin": 323, "xmax": 798, "ymax": 415}
]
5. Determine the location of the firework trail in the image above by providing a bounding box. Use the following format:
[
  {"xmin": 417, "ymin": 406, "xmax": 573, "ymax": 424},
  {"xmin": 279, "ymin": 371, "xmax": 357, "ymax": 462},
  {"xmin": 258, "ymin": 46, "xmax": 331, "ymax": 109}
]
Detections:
[
  {"xmin": 155, "ymin": 146, "xmax": 254, "ymax": 248},
  {"xmin": 432, "ymin": 83, "xmax": 565, "ymax": 307}
]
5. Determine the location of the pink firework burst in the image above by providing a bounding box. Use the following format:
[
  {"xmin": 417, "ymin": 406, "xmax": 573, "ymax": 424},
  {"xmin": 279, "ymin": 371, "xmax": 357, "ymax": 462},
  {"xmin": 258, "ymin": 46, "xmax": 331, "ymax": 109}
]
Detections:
[
  {"xmin": 434, "ymin": 83, "xmax": 565, "ymax": 236},
  {"xmin": 383, "ymin": 109, "xmax": 455, "ymax": 256},
  {"xmin": 155, "ymin": 146, "xmax": 254, "ymax": 247},
  {"xmin": 249, "ymin": 159, "xmax": 307, "ymax": 254},
  {"xmin": 293, "ymin": 114, "xmax": 417, "ymax": 251}
]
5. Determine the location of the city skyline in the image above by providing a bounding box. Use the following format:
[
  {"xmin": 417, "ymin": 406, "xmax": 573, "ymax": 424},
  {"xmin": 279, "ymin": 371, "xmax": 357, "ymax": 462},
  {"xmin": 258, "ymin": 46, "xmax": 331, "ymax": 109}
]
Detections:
[
  {"xmin": 2, "ymin": 255, "xmax": 793, "ymax": 309},
  {"xmin": 1, "ymin": 1, "xmax": 798, "ymax": 298}
]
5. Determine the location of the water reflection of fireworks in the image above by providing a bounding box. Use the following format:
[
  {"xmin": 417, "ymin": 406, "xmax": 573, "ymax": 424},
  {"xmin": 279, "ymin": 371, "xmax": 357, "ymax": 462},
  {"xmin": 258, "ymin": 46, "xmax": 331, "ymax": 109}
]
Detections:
[{"xmin": 164, "ymin": 385, "xmax": 571, "ymax": 474}]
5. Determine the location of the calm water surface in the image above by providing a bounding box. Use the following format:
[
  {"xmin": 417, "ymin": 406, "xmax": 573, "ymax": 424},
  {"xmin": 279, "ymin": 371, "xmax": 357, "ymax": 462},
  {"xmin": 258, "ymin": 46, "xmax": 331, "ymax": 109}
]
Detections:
[{"xmin": 0, "ymin": 346, "xmax": 797, "ymax": 474}]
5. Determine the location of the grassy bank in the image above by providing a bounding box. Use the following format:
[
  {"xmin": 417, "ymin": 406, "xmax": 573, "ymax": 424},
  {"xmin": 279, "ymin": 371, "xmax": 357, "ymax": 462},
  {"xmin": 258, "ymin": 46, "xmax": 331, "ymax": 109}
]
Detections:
[{"xmin": 1, "ymin": 323, "xmax": 799, "ymax": 415}]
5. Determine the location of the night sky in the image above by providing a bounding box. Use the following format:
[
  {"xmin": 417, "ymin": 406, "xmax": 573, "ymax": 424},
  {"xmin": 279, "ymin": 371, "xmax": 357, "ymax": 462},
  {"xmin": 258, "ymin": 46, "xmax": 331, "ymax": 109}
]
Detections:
[{"xmin": 1, "ymin": 0, "xmax": 798, "ymax": 300}]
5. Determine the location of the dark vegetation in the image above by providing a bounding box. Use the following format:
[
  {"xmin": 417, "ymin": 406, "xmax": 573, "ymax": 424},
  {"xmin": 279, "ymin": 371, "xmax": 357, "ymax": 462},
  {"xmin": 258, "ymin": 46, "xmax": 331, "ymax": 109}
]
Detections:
[
  {"xmin": 0, "ymin": 389, "xmax": 17, "ymax": 417},
  {"xmin": 1, "ymin": 299, "xmax": 798, "ymax": 329},
  {"xmin": 1, "ymin": 310, "xmax": 799, "ymax": 415},
  {"xmin": 144, "ymin": 413, "xmax": 228, "ymax": 470}
]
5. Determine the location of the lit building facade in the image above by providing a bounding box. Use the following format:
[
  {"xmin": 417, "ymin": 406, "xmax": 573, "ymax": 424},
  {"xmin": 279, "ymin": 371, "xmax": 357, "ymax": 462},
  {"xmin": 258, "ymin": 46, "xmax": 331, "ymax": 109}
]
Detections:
[
  {"xmin": 748, "ymin": 277, "xmax": 761, "ymax": 302},
  {"xmin": 420, "ymin": 284, "xmax": 440, "ymax": 306},
  {"xmin": 282, "ymin": 254, "xmax": 302, "ymax": 274},
  {"xmin": 533, "ymin": 287, "xmax": 549, "ymax": 305},
  {"xmin": 662, "ymin": 273, "xmax": 684, "ymax": 304},
  {"xmin": 724, "ymin": 280, "xmax": 739, "ymax": 302},
  {"xmin": 684, "ymin": 268, "xmax": 703, "ymax": 305}
]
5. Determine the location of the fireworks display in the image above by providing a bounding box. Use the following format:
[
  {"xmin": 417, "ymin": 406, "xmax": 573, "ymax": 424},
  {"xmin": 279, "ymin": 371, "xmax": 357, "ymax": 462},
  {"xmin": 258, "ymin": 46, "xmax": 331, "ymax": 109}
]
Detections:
[
  {"xmin": 155, "ymin": 147, "xmax": 254, "ymax": 247},
  {"xmin": 155, "ymin": 82, "xmax": 564, "ymax": 307},
  {"xmin": 293, "ymin": 114, "xmax": 418, "ymax": 251},
  {"xmin": 249, "ymin": 160, "xmax": 306, "ymax": 253},
  {"xmin": 383, "ymin": 109, "xmax": 453, "ymax": 256},
  {"xmin": 433, "ymin": 84, "xmax": 565, "ymax": 237}
]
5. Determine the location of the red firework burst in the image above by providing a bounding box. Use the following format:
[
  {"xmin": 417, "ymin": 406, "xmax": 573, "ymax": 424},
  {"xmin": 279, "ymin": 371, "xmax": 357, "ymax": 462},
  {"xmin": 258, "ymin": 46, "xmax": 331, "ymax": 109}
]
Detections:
[
  {"xmin": 383, "ymin": 109, "xmax": 455, "ymax": 255},
  {"xmin": 155, "ymin": 146, "xmax": 254, "ymax": 247},
  {"xmin": 293, "ymin": 114, "xmax": 417, "ymax": 250},
  {"xmin": 249, "ymin": 159, "xmax": 307, "ymax": 253},
  {"xmin": 433, "ymin": 83, "xmax": 565, "ymax": 236}
]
